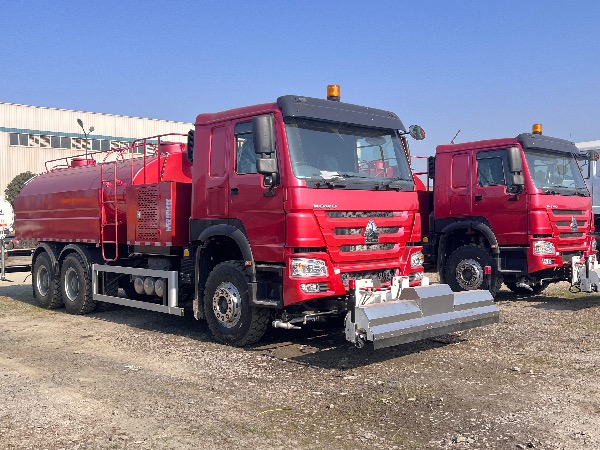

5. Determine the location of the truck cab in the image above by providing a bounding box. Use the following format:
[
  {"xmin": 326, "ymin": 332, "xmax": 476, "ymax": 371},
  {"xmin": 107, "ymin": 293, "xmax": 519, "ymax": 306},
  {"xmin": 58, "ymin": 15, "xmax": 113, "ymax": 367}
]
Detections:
[{"xmin": 423, "ymin": 125, "xmax": 595, "ymax": 295}]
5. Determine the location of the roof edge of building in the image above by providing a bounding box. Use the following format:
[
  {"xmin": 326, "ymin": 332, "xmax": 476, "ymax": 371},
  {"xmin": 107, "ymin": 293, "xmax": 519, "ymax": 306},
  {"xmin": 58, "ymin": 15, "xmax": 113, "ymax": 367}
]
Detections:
[{"xmin": 0, "ymin": 101, "xmax": 192, "ymax": 125}]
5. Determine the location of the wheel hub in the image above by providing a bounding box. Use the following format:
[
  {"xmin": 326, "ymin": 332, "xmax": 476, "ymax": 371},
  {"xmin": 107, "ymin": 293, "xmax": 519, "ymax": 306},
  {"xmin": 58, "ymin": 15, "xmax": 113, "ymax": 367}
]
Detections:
[
  {"xmin": 36, "ymin": 266, "xmax": 49, "ymax": 297},
  {"xmin": 64, "ymin": 267, "xmax": 80, "ymax": 302},
  {"xmin": 212, "ymin": 282, "xmax": 242, "ymax": 328},
  {"xmin": 455, "ymin": 259, "xmax": 484, "ymax": 289}
]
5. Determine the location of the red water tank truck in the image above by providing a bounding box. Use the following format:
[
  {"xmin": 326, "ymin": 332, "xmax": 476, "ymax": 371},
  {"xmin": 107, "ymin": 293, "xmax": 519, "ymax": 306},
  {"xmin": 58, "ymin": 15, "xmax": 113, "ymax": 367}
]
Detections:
[{"xmin": 15, "ymin": 87, "xmax": 498, "ymax": 348}]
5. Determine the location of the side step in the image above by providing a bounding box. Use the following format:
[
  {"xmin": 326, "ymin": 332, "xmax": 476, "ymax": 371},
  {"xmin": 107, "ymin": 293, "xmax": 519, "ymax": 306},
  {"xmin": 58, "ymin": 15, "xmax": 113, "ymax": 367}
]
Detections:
[
  {"xmin": 345, "ymin": 283, "xmax": 499, "ymax": 350},
  {"xmin": 92, "ymin": 264, "xmax": 184, "ymax": 316}
]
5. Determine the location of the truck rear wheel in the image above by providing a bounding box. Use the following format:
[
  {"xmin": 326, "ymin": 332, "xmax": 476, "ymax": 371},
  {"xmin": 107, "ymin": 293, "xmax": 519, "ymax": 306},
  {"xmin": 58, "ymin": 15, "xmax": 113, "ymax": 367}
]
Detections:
[
  {"xmin": 203, "ymin": 261, "xmax": 269, "ymax": 346},
  {"xmin": 445, "ymin": 245, "xmax": 502, "ymax": 296},
  {"xmin": 60, "ymin": 253, "xmax": 96, "ymax": 315},
  {"xmin": 33, "ymin": 252, "xmax": 63, "ymax": 309}
]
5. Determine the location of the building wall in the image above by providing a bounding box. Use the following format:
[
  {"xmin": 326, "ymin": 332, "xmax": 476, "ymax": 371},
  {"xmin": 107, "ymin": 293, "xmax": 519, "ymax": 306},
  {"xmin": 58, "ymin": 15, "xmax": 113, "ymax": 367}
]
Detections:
[{"xmin": 0, "ymin": 102, "xmax": 193, "ymax": 194}]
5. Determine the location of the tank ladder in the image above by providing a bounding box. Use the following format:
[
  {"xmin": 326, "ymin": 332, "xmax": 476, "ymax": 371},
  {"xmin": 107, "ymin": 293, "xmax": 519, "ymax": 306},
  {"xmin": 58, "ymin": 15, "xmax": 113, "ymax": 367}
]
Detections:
[{"xmin": 100, "ymin": 159, "xmax": 126, "ymax": 261}]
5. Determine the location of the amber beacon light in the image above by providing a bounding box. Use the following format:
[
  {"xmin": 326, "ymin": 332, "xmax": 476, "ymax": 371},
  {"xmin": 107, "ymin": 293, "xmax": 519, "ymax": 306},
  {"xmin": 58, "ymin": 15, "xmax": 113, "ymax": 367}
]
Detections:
[
  {"xmin": 532, "ymin": 123, "xmax": 543, "ymax": 134},
  {"xmin": 327, "ymin": 84, "xmax": 341, "ymax": 101}
]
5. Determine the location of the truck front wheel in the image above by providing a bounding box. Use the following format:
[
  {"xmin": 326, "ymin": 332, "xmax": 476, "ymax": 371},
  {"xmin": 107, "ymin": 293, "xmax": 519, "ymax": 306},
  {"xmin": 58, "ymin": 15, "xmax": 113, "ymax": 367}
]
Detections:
[
  {"xmin": 60, "ymin": 253, "xmax": 96, "ymax": 315},
  {"xmin": 33, "ymin": 252, "xmax": 63, "ymax": 309},
  {"xmin": 203, "ymin": 261, "xmax": 269, "ymax": 346},
  {"xmin": 445, "ymin": 245, "xmax": 502, "ymax": 296}
]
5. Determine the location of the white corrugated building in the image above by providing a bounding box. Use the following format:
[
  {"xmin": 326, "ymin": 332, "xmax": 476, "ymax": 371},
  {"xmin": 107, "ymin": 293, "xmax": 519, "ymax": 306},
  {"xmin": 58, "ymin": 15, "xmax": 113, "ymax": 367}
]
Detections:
[{"xmin": 0, "ymin": 102, "xmax": 193, "ymax": 194}]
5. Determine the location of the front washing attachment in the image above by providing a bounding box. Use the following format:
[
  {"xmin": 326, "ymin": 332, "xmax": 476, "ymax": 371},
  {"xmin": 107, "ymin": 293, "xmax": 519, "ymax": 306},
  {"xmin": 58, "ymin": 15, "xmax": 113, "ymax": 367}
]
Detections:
[
  {"xmin": 345, "ymin": 277, "xmax": 499, "ymax": 349},
  {"xmin": 571, "ymin": 254, "xmax": 600, "ymax": 292}
]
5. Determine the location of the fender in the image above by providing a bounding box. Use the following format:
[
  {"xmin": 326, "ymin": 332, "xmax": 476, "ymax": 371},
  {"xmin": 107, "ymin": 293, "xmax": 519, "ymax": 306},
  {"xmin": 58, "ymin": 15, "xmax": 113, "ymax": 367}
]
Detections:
[
  {"xmin": 59, "ymin": 243, "xmax": 103, "ymax": 270},
  {"xmin": 437, "ymin": 219, "xmax": 500, "ymax": 279},
  {"xmin": 33, "ymin": 242, "xmax": 61, "ymax": 275},
  {"xmin": 190, "ymin": 220, "xmax": 256, "ymax": 320}
]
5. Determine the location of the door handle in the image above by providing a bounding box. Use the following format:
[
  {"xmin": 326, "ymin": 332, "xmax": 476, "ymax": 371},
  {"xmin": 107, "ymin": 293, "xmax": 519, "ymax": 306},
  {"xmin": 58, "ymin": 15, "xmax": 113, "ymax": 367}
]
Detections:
[
  {"xmin": 474, "ymin": 195, "xmax": 483, "ymax": 201},
  {"xmin": 231, "ymin": 188, "xmax": 239, "ymax": 195}
]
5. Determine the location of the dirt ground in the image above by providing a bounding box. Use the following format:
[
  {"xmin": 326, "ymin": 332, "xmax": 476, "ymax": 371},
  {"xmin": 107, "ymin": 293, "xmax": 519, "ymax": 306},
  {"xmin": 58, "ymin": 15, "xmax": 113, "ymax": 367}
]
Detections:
[{"xmin": 1, "ymin": 266, "xmax": 599, "ymax": 450}]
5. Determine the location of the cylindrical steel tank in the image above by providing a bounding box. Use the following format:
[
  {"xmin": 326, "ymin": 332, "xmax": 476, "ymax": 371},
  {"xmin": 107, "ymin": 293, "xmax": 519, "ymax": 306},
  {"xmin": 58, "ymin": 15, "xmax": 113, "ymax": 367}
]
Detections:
[{"xmin": 15, "ymin": 142, "xmax": 191, "ymax": 243}]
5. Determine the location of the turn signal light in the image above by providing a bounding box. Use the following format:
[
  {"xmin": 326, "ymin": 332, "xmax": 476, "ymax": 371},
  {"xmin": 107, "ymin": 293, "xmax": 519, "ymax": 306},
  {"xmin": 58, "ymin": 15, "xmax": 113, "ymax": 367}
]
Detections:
[
  {"xmin": 532, "ymin": 123, "xmax": 543, "ymax": 134},
  {"xmin": 327, "ymin": 84, "xmax": 340, "ymax": 101}
]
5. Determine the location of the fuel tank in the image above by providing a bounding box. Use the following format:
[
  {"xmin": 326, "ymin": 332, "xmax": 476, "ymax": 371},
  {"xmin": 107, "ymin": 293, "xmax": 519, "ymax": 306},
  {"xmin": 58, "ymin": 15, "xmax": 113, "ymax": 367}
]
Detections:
[{"xmin": 14, "ymin": 141, "xmax": 191, "ymax": 244}]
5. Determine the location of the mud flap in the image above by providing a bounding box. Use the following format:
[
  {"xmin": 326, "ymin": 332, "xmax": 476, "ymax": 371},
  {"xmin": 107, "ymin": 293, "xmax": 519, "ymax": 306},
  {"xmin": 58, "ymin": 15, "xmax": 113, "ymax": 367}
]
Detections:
[{"xmin": 345, "ymin": 284, "xmax": 499, "ymax": 350}]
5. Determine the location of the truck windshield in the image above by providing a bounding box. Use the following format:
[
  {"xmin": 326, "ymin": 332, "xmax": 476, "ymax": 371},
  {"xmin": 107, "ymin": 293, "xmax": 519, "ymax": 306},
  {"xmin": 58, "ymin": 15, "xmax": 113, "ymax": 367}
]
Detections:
[
  {"xmin": 284, "ymin": 118, "xmax": 414, "ymax": 190},
  {"xmin": 524, "ymin": 148, "xmax": 588, "ymax": 195}
]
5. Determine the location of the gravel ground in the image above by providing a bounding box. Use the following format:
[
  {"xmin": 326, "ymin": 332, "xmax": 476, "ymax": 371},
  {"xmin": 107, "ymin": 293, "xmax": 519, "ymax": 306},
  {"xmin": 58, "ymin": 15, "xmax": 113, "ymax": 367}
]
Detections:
[{"xmin": 0, "ymin": 268, "xmax": 599, "ymax": 450}]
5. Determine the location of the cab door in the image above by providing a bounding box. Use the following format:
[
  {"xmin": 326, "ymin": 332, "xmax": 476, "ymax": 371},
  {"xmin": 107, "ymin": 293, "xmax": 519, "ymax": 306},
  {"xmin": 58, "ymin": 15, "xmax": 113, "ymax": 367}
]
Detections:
[
  {"xmin": 472, "ymin": 149, "xmax": 528, "ymax": 245},
  {"xmin": 227, "ymin": 117, "xmax": 286, "ymax": 262}
]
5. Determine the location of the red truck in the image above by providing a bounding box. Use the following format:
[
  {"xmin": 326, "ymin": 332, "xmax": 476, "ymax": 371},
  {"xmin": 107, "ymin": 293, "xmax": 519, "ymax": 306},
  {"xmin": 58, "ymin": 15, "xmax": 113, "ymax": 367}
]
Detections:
[
  {"xmin": 420, "ymin": 124, "xmax": 600, "ymax": 296},
  {"xmin": 14, "ymin": 87, "xmax": 498, "ymax": 349}
]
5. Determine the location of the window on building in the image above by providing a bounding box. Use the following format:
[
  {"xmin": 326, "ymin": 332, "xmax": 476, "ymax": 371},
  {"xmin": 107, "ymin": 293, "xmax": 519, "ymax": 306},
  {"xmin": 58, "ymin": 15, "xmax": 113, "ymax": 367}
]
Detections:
[
  {"xmin": 50, "ymin": 136, "xmax": 72, "ymax": 149},
  {"xmin": 9, "ymin": 133, "xmax": 29, "ymax": 146}
]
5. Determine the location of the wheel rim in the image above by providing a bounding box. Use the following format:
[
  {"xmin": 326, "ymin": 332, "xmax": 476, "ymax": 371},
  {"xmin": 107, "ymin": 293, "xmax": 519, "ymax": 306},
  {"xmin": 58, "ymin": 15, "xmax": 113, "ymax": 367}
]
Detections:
[
  {"xmin": 212, "ymin": 282, "xmax": 242, "ymax": 328},
  {"xmin": 455, "ymin": 258, "xmax": 484, "ymax": 289},
  {"xmin": 64, "ymin": 267, "xmax": 80, "ymax": 302},
  {"xmin": 36, "ymin": 265, "xmax": 50, "ymax": 297}
]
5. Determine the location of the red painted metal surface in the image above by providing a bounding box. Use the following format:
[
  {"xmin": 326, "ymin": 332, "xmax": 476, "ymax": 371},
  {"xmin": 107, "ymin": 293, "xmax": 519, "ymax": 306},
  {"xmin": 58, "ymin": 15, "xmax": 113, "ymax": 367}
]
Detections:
[{"xmin": 15, "ymin": 135, "xmax": 191, "ymax": 248}]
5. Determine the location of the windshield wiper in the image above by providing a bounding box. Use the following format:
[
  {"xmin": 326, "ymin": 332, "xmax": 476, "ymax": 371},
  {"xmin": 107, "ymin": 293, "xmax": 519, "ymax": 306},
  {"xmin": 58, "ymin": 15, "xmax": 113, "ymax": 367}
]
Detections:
[
  {"xmin": 315, "ymin": 176, "xmax": 347, "ymax": 188},
  {"xmin": 336, "ymin": 173, "xmax": 371, "ymax": 179},
  {"xmin": 380, "ymin": 177, "xmax": 414, "ymax": 191},
  {"xmin": 541, "ymin": 185, "xmax": 577, "ymax": 195}
]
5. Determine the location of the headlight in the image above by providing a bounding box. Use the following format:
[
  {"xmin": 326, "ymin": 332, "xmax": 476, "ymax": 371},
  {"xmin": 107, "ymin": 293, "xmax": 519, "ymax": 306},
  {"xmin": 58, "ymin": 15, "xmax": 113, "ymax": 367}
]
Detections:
[
  {"xmin": 592, "ymin": 239, "xmax": 597, "ymax": 251},
  {"xmin": 533, "ymin": 240, "xmax": 555, "ymax": 255},
  {"xmin": 291, "ymin": 258, "xmax": 328, "ymax": 277},
  {"xmin": 410, "ymin": 251, "xmax": 424, "ymax": 268}
]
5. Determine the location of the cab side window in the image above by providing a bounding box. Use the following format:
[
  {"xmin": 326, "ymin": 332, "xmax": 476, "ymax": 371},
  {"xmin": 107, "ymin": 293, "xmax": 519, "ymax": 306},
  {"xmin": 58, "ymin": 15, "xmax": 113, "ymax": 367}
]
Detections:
[
  {"xmin": 477, "ymin": 150, "xmax": 507, "ymax": 186},
  {"xmin": 234, "ymin": 122, "xmax": 257, "ymax": 174}
]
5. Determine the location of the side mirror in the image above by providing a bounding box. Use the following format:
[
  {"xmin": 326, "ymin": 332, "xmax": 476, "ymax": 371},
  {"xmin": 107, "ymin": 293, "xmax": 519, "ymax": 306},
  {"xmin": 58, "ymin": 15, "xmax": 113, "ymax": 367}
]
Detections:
[
  {"xmin": 507, "ymin": 146, "xmax": 524, "ymax": 188},
  {"xmin": 253, "ymin": 115, "xmax": 276, "ymax": 155},
  {"xmin": 252, "ymin": 115, "xmax": 279, "ymax": 190},
  {"xmin": 186, "ymin": 129, "xmax": 195, "ymax": 162},
  {"xmin": 507, "ymin": 146, "xmax": 523, "ymax": 174},
  {"xmin": 408, "ymin": 125, "xmax": 426, "ymax": 141},
  {"xmin": 427, "ymin": 156, "xmax": 435, "ymax": 179}
]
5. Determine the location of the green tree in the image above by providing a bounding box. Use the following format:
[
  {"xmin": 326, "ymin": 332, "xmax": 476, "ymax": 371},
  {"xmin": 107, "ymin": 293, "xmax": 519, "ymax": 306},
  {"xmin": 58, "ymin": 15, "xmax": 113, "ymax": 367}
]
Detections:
[{"xmin": 4, "ymin": 171, "xmax": 35, "ymax": 207}]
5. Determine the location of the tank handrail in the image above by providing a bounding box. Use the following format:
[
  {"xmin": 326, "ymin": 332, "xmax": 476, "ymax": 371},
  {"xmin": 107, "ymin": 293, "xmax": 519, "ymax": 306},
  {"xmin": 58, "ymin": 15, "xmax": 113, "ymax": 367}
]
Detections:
[
  {"xmin": 43, "ymin": 145, "xmax": 141, "ymax": 172},
  {"xmin": 128, "ymin": 133, "xmax": 187, "ymax": 184}
]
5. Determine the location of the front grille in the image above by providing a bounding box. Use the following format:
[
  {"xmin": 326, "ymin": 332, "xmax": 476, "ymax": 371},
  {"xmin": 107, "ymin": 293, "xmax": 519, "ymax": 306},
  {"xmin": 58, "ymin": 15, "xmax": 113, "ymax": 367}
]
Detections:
[
  {"xmin": 334, "ymin": 228, "xmax": 362, "ymax": 235},
  {"xmin": 340, "ymin": 269, "xmax": 395, "ymax": 288},
  {"xmin": 557, "ymin": 220, "xmax": 585, "ymax": 227},
  {"xmin": 340, "ymin": 243, "xmax": 395, "ymax": 252},
  {"xmin": 327, "ymin": 211, "xmax": 394, "ymax": 218},
  {"xmin": 334, "ymin": 226, "xmax": 400, "ymax": 235},
  {"xmin": 293, "ymin": 247, "xmax": 327, "ymax": 254},
  {"xmin": 559, "ymin": 232, "xmax": 584, "ymax": 238},
  {"xmin": 552, "ymin": 210, "xmax": 584, "ymax": 215}
]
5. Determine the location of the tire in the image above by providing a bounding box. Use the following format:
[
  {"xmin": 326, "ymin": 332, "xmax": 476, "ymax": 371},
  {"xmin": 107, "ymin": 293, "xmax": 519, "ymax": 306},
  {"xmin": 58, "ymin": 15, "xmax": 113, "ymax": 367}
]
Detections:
[
  {"xmin": 505, "ymin": 281, "xmax": 548, "ymax": 296},
  {"xmin": 32, "ymin": 252, "xmax": 63, "ymax": 309},
  {"xmin": 60, "ymin": 253, "xmax": 96, "ymax": 315},
  {"xmin": 203, "ymin": 261, "xmax": 269, "ymax": 346},
  {"xmin": 445, "ymin": 245, "xmax": 502, "ymax": 296}
]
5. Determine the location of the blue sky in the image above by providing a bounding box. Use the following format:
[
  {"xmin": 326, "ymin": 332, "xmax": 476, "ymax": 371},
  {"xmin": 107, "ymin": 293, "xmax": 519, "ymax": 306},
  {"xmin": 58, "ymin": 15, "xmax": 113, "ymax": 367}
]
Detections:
[{"xmin": 1, "ymin": 0, "xmax": 599, "ymax": 157}]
